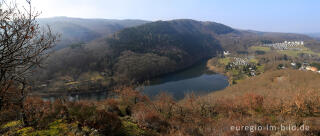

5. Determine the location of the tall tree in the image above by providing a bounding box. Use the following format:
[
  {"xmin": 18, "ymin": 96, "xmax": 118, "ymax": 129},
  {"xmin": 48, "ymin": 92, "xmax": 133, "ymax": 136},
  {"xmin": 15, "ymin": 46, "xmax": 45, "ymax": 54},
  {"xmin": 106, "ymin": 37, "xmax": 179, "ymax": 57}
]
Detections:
[{"xmin": 0, "ymin": 0, "xmax": 57, "ymax": 124}]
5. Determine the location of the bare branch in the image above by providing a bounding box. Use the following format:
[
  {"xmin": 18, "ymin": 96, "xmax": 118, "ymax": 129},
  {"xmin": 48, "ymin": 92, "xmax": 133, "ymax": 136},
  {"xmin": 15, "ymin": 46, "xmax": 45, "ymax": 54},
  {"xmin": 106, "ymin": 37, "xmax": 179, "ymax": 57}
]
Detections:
[{"xmin": 0, "ymin": 0, "xmax": 57, "ymax": 116}]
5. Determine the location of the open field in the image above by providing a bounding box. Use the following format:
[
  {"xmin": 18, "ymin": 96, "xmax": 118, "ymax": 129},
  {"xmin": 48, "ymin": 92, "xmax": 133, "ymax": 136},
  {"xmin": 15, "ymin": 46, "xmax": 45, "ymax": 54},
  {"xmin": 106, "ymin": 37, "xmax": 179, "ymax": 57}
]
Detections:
[
  {"xmin": 218, "ymin": 57, "xmax": 231, "ymax": 65},
  {"xmin": 277, "ymin": 47, "xmax": 320, "ymax": 57},
  {"xmin": 250, "ymin": 46, "xmax": 271, "ymax": 52}
]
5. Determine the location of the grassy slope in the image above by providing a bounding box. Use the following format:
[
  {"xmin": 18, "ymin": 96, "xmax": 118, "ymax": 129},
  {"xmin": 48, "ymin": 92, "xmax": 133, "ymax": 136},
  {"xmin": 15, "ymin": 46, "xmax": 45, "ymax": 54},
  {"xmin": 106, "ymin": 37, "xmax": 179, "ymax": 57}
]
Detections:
[
  {"xmin": 207, "ymin": 69, "xmax": 320, "ymax": 101},
  {"xmin": 249, "ymin": 46, "xmax": 271, "ymax": 52}
]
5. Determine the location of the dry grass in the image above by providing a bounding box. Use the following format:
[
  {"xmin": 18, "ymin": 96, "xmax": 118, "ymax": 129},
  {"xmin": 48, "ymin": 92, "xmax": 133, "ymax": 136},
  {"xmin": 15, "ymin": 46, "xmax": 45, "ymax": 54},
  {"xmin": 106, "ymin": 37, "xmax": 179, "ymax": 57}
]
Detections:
[
  {"xmin": 207, "ymin": 69, "xmax": 320, "ymax": 100},
  {"xmin": 250, "ymin": 46, "xmax": 271, "ymax": 52}
]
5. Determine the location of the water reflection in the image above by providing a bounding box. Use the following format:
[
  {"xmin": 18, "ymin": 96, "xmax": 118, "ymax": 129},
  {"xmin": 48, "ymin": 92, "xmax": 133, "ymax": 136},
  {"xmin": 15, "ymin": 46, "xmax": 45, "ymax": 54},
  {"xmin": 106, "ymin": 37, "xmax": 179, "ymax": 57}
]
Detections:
[
  {"xmin": 142, "ymin": 61, "xmax": 228, "ymax": 100},
  {"xmin": 42, "ymin": 91, "xmax": 108, "ymax": 102}
]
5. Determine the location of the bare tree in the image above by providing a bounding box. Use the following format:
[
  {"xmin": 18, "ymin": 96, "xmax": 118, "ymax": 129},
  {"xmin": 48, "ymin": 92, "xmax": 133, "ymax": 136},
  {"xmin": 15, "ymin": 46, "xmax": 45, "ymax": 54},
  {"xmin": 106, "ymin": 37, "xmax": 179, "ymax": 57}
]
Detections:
[{"xmin": 0, "ymin": 0, "xmax": 57, "ymax": 124}]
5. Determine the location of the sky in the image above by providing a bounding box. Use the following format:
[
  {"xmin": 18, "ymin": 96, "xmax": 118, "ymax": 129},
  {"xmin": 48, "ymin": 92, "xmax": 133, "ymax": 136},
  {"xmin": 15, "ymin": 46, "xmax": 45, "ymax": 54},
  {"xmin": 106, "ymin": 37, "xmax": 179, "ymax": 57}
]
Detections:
[{"xmin": 22, "ymin": 0, "xmax": 320, "ymax": 33}]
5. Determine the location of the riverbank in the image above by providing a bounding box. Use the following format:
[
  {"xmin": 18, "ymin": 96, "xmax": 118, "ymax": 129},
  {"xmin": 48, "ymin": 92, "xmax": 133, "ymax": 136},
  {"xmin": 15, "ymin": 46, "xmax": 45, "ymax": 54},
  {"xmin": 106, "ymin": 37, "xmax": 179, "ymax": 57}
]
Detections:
[
  {"xmin": 206, "ymin": 57, "xmax": 234, "ymax": 84},
  {"xmin": 206, "ymin": 57, "xmax": 264, "ymax": 85}
]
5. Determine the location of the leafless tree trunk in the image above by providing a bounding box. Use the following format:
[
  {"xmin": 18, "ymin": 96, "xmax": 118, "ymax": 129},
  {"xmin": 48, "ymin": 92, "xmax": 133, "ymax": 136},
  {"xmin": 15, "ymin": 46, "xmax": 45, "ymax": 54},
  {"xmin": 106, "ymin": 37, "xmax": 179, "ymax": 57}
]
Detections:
[{"xmin": 0, "ymin": 0, "xmax": 57, "ymax": 125}]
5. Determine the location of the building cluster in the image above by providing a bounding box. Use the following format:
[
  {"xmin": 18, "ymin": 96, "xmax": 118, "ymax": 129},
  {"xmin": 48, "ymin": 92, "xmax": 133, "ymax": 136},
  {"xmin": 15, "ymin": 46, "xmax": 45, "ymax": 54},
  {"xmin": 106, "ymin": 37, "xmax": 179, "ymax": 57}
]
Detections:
[
  {"xmin": 261, "ymin": 41, "xmax": 304, "ymax": 50},
  {"xmin": 232, "ymin": 57, "xmax": 248, "ymax": 66},
  {"xmin": 298, "ymin": 62, "xmax": 320, "ymax": 73},
  {"xmin": 226, "ymin": 57, "xmax": 258, "ymax": 76},
  {"xmin": 278, "ymin": 62, "xmax": 320, "ymax": 74}
]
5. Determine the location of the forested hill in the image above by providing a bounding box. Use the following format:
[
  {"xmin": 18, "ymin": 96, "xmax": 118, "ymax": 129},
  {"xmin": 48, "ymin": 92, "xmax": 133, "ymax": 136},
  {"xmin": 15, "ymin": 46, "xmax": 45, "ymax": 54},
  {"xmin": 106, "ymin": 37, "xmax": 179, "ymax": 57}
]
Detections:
[
  {"xmin": 108, "ymin": 19, "xmax": 236, "ymax": 63},
  {"xmin": 306, "ymin": 33, "xmax": 320, "ymax": 41},
  {"xmin": 38, "ymin": 17, "xmax": 149, "ymax": 50}
]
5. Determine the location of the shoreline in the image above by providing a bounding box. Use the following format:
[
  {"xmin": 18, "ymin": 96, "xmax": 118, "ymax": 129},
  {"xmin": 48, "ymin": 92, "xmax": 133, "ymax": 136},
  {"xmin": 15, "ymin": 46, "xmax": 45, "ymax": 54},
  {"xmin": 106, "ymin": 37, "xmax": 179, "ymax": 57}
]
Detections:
[
  {"xmin": 206, "ymin": 58, "xmax": 233, "ymax": 85},
  {"xmin": 29, "ymin": 89, "xmax": 107, "ymax": 98}
]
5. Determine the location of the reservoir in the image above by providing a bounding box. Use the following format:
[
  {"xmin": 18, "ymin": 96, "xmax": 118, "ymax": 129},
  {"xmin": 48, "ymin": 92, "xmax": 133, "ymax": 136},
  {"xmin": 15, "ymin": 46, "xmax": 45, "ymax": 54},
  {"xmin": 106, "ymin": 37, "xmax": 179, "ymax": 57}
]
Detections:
[{"xmin": 141, "ymin": 61, "xmax": 229, "ymax": 100}]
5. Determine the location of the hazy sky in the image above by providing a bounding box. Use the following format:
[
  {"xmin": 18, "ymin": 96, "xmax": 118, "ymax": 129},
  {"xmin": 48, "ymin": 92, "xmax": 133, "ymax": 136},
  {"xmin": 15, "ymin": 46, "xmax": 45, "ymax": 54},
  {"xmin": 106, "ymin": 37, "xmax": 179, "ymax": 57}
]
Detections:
[{"xmin": 27, "ymin": 0, "xmax": 320, "ymax": 33}]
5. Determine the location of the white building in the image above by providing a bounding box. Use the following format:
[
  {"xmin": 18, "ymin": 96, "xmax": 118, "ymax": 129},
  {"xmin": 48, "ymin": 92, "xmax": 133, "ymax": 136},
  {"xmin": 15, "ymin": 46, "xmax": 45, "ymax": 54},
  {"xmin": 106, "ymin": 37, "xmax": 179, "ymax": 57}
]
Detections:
[
  {"xmin": 261, "ymin": 41, "xmax": 304, "ymax": 50},
  {"xmin": 223, "ymin": 51, "xmax": 230, "ymax": 56}
]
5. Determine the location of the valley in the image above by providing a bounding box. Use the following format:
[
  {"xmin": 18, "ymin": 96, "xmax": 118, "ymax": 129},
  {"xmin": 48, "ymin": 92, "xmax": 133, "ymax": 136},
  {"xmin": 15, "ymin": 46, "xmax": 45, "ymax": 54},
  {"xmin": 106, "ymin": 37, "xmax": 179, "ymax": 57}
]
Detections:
[
  {"xmin": 3, "ymin": 17, "xmax": 320, "ymax": 136},
  {"xmin": 2, "ymin": 0, "xmax": 320, "ymax": 135}
]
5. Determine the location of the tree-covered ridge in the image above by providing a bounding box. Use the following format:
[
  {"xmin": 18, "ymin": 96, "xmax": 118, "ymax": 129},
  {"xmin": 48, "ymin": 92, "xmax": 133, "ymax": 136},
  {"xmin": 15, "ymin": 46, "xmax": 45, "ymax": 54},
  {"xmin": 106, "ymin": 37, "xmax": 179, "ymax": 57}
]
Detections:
[{"xmin": 108, "ymin": 20, "xmax": 226, "ymax": 62}]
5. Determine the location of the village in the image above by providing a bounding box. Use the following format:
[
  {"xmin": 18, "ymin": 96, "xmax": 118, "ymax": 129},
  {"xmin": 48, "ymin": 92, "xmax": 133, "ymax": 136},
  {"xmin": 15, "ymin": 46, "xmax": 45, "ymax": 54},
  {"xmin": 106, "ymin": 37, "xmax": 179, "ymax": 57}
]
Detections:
[
  {"xmin": 261, "ymin": 41, "xmax": 304, "ymax": 50},
  {"xmin": 221, "ymin": 51, "xmax": 261, "ymax": 78},
  {"xmin": 296, "ymin": 62, "xmax": 320, "ymax": 73},
  {"xmin": 222, "ymin": 49, "xmax": 320, "ymax": 78},
  {"xmin": 224, "ymin": 57, "xmax": 259, "ymax": 77}
]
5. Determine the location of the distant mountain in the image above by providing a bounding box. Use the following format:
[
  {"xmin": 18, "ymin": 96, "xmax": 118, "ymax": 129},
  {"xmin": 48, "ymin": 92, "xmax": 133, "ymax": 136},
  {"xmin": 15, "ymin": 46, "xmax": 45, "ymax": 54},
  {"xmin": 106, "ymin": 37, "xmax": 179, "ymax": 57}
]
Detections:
[
  {"xmin": 216, "ymin": 30, "xmax": 315, "ymax": 52},
  {"xmin": 306, "ymin": 33, "xmax": 320, "ymax": 40},
  {"xmin": 38, "ymin": 17, "xmax": 149, "ymax": 49}
]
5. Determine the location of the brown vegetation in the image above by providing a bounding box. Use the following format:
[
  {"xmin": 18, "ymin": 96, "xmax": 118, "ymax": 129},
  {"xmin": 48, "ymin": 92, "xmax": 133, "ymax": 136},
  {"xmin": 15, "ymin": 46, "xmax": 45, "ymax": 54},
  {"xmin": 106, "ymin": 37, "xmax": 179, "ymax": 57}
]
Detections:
[
  {"xmin": 2, "ymin": 1, "xmax": 320, "ymax": 135},
  {"xmin": 0, "ymin": 0, "xmax": 57, "ymax": 126},
  {"xmin": 2, "ymin": 69, "xmax": 320, "ymax": 136}
]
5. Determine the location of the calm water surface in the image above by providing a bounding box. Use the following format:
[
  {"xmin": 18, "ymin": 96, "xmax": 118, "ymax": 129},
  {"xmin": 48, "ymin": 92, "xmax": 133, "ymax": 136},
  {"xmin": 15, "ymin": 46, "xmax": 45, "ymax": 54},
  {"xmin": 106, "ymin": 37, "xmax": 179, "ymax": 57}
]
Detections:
[{"xmin": 141, "ymin": 61, "xmax": 229, "ymax": 100}]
